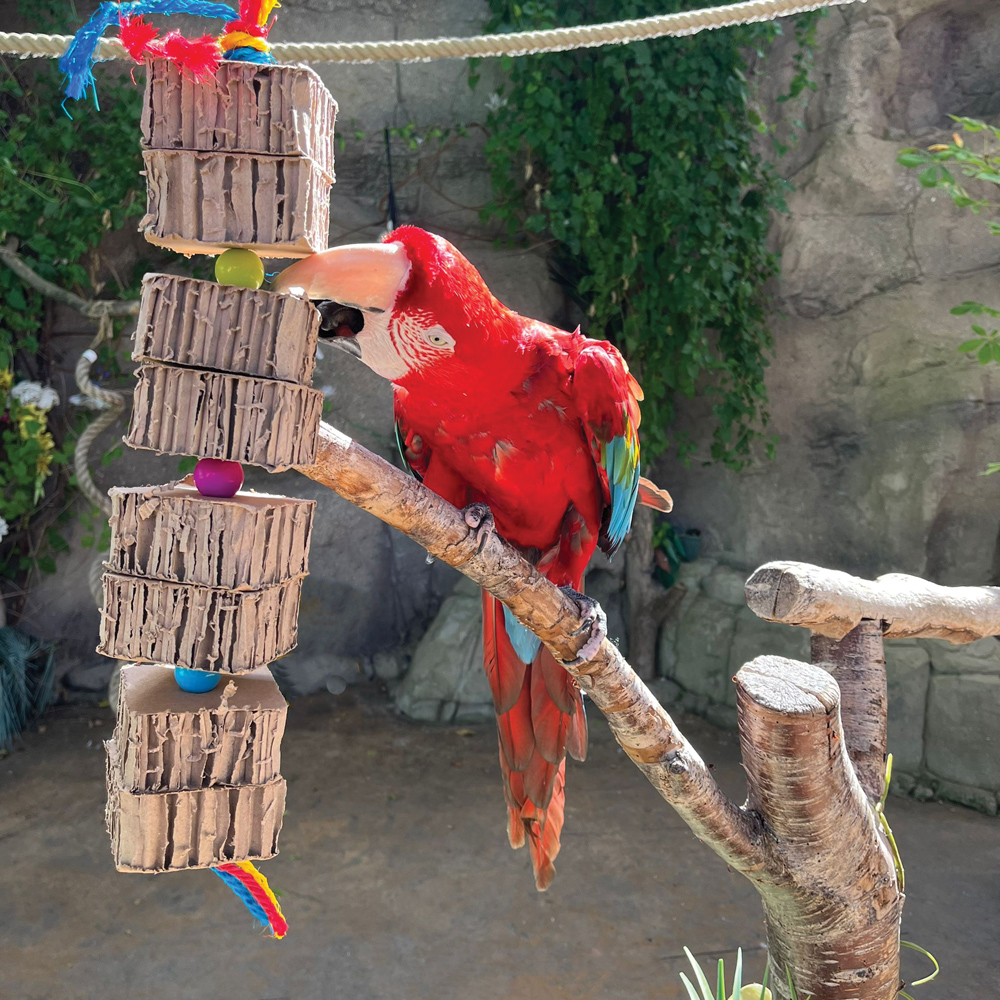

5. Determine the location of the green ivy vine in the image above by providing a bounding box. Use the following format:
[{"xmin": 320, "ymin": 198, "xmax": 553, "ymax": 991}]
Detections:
[
  {"xmin": 0, "ymin": 2, "xmax": 155, "ymax": 598},
  {"xmin": 477, "ymin": 0, "xmax": 822, "ymax": 467}
]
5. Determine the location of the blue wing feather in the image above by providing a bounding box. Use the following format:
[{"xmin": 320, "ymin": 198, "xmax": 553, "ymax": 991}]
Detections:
[
  {"xmin": 602, "ymin": 409, "xmax": 640, "ymax": 556},
  {"xmin": 502, "ymin": 605, "xmax": 543, "ymax": 665}
]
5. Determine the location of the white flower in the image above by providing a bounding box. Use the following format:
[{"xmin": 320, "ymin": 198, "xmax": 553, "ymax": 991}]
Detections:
[
  {"xmin": 11, "ymin": 381, "xmax": 59, "ymax": 411},
  {"xmin": 485, "ymin": 92, "xmax": 508, "ymax": 113},
  {"xmin": 0, "ymin": 517, "xmax": 8, "ymax": 540}
]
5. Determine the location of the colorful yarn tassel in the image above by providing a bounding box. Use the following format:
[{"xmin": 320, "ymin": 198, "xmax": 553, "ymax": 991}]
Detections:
[
  {"xmin": 59, "ymin": 0, "xmax": 238, "ymax": 102},
  {"xmin": 220, "ymin": 0, "xmax": 279, "ymax": 63},
  {"xmin": 213, "ymin": 861, "xmax": 288, "ymax": 939}
]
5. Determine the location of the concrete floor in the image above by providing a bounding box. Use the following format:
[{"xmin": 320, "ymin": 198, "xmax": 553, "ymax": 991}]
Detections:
[{"xmin": 1, "ymin": 689, "xmax": 998, "ymax": 1000}]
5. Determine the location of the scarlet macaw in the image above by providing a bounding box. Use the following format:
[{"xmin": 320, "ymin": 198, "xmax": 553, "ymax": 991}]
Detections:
[{"xmin": 275, "ymin": 227, "xmax": 671, "ymax": 889}]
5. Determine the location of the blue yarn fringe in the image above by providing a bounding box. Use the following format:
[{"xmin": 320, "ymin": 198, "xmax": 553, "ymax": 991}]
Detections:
[
  {"xmin": 59, "ymin": 0, "xmax": 238, "ymax": 102},
  {"xmin": 224, "ymin": 46, "xmax": 276, "ymax": 63}
]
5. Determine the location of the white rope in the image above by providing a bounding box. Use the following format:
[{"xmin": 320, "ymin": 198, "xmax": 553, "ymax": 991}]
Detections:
[
  {"xmin": 0, "ymin": 0, "xmax": 864, "ymax": 64},
  {"xmin": 74, "ymin": 310, "xmax": 126, "ymax": 518}
]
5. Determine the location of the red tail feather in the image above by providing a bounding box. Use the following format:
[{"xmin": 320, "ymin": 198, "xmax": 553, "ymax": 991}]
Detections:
[{"xmin": 483, "ymin": 592, "xmax": 586, "ymax": 890}]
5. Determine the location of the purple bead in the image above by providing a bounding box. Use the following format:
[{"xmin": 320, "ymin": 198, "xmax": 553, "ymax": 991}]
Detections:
[{"xmin": 193, "ymin": 458, "xmax": 244, "ymax": 498}]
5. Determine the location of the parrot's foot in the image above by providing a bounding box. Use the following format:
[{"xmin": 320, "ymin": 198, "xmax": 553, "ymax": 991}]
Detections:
[
  {"xmin": 558, "ymin": 587, "xmax": 608, "ymax": 667},
  {"xmin": 462, "ymin": 502, "xmax": 496, "ymax": 555}
]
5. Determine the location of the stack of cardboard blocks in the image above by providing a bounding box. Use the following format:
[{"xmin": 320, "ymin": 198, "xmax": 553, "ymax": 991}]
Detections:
[{"xmin": 99, "ymin": 58, "xmax": 336, "ymax": 874}]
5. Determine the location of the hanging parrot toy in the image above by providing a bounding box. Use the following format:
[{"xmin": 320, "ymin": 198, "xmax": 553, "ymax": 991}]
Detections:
[{"xmin": 275, "ymin": 227, "xmax": 672, "ymax": 890}]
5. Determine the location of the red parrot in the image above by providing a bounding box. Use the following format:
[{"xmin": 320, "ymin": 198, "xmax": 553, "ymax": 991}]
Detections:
[{"xmin": 274, "ymin": 227, "xmax": 671, "ymax": 890}]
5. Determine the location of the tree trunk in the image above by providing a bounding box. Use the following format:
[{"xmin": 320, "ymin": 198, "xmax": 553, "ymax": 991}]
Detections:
[
  {"xmin": 624, "ymin": 505, "xmax": 683, "ymax": 679},
  {"xmin": 811, "ymin": 621, "xmax": 888, "ymax": 803},
  {"xmin": 737, "ymin": 657, "xmax": 903, "ymax": 1000}
]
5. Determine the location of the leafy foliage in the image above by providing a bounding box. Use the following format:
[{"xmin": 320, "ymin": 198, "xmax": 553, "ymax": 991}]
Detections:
[
  {"xmin": 897, "ymin": 116, "xmax": 1000, "ymax": 474},
  {"xmin": 0, "ymin": 625, "xmax": 55, "ymax": 748},
  {"xmin": 0, "ymin": 6, "xmax": 151, "ymax": 591},
  {"xmin": 678, "ymin": 946, "xmax": 774, "ymax": 1000},
  {"xmin": 0, "ymin": 374, "xmax": 64, "ymax": 564},
  {"xmin": 897, "ymin": 117, "xmax": 1000, "ymax": 227},
  {"xmin": 477, "ymin": 0, "xmax": 820, "ymax": 466}
]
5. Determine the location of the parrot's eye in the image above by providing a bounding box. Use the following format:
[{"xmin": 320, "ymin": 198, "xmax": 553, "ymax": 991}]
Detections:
[{"xmin": 424, "ymin": 327, "xmax": 456, "ymax": 350}]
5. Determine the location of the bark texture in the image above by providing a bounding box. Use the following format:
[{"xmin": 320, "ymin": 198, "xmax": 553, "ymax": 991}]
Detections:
[
  {"xmin": 747, "ymin": 559, "xmax": 1000, "ymax": 641},
  {"xmin": 737, "ymin": 657, "xmax": 902, "ymax": 1000},
  {"xmin": 296, "ymin": 424, "xmax": 912, "ymax": 999},
  {"xmin": 624, "ymin": 505, "xmax": 686, "ymax": 679},
  {"xmin": 811, "ymin": 622, "xmax": 888, "ymax": 803}
]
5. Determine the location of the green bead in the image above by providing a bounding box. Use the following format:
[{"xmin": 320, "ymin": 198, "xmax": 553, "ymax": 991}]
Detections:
[{"xmin": 215, "ymin": 249, "xmax": 265, "ymax": 290}]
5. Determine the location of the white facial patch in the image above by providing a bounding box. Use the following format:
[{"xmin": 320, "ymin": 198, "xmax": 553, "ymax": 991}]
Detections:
[
  {"xmin": 354, "ymin": 312, "xmax": 456, "ymax": 382},
  {"xmin": 355, "ymin": 311, "xmax": 411, "ymax": 381}
]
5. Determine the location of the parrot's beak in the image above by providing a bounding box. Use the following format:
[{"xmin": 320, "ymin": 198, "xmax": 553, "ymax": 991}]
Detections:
[{"xmin": 272, "ymin": 242, "xmax": 411, "ymax": 358}]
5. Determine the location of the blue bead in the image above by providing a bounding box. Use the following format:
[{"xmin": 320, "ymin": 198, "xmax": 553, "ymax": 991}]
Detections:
[{"xmin": 174, "ymin": 667, "xmax": 222, "ymax": 693}]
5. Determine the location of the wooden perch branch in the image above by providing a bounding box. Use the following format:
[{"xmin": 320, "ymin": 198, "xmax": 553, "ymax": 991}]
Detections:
[
  {"xmin": 746, "ymin": 559, "xmax": 1000, "ymax": 642},
  {"xmin": 812, "ymin": 623, "xmax": 887, "ymax": 803},
  {"xmin": 0, "ymin": 239, "xmax": 139, "ymax": 319},
  {"xmin": 299, "ymin": 426, "xmax": 905, "ymax": 999},
  {"xmin": 297, "ymin": 423, "xmax": 765, "ymax": 872}
]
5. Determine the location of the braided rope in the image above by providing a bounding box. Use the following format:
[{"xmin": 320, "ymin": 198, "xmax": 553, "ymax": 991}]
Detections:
[
  {"xmin": 0, "ymin": 0, "xmax": 863, "ymax": 64},
  {"xmin": 73, "ymin": 309, "xmax": 126, "ymax": 518}
]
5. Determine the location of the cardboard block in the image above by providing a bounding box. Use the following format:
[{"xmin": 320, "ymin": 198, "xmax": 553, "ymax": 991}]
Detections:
[
  {"xmin": 108, "ymin": 663, "xmax": 286, "ymax": 792},
  {"xmin": 134, "ymin": 273, "xmax": 319, "ymax": 384},
  {"xmin": 106, "ymin": 774, "xmax": 285, "ymax": 872},
  {"xmin": 142, "ymin": 58, "xmax": 337, "ymax": 180},
  {"xmin": 98, "ymin": 572, "xmax": 302, "ymax": 673},
  {"xmin": 140, "ymin": 149, "xmax": 330, "ymax": 257},
  {"xmin": 108, "ymin": 484, "xmax": 313, "ymax": 591},
  {"xmin": 125, "ymin": 363, "xmax": 322, "ymax": 471}
]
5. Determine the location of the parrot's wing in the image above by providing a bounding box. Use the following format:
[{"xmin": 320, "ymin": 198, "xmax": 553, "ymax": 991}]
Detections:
[{"xmin": 571, "ymin": 340, "xmax": 644, "ymax": 557}]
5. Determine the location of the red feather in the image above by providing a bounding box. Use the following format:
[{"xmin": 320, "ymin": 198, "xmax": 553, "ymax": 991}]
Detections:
[
  {"xmin": 530, "ymin": 650, "xmax": 573, "ymax": 766},
  {"xmin": 497, "ymin": 671, "xmax": 534, "ymax": 772},
  {"xmin": 567, "ymin": 696, "xmax": 588, "ymax": 763},
  {"xmin": 482, "ymin": 592, "xmax": 526, "ymax": 715}
]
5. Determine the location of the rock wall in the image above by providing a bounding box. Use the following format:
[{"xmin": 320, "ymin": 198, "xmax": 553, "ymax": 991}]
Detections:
[{"xmin": 663, "ymin": 0, "xmax": 1000, "ymax": 586}]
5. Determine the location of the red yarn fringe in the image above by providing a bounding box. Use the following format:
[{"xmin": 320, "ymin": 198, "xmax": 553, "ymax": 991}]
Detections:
[{"xmin": 117, "ymin": 16, "xmax": 221, "ymax": 81}]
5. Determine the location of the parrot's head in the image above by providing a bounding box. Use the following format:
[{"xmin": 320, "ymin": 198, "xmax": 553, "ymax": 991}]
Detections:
[{"xmin": 272, "ymin": 226, "xmax": 515, "ymax": 387}]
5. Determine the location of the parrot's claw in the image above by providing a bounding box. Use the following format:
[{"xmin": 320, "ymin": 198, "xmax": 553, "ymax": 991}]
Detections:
[
  {"xmin": 558, "ymin": 587, "xmax": 607, "ymax": 667},
  {"xmin": 462, "ymin": 502, "xmax": 496, "ymax": 555}
]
